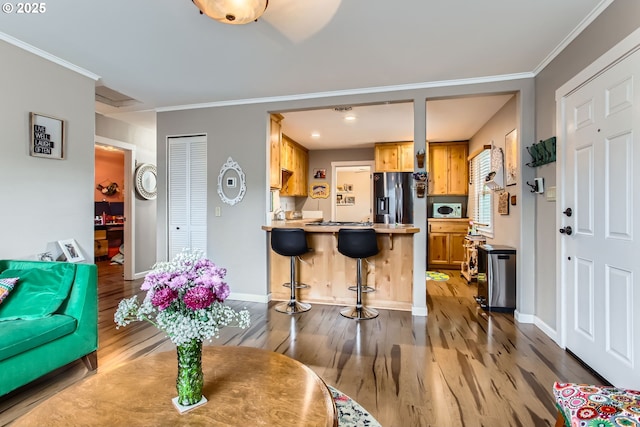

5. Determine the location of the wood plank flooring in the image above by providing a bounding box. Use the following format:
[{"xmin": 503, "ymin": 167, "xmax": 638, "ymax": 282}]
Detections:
[{"xmin": 0, "ymin": 264, "xmax": 601, "ymax": 426}]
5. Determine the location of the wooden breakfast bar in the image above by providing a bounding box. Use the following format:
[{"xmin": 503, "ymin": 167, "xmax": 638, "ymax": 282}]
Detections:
[{"xmin": 262, "ymin": 221, "xmax": 420, "ymax": 311}]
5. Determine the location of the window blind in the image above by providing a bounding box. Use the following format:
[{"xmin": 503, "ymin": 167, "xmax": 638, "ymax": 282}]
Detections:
[{"xmin": 469, "ymin": 149, "xmax": 492, "ymax": 232}]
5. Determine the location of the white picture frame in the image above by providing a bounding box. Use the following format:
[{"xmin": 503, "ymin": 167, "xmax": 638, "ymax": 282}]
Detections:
[
  {"xmin": 505, "ymin": 128, "xmax": 518, "ymax": 186},
  {"xmin": 57, "ymin": 239, "xmax": 85, "ymax": 263}
]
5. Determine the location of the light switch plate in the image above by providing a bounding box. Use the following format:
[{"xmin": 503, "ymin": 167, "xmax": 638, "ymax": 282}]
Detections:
[{"xmin": 546, "ymin": 186, "xmax": 556, "ymax": 201}]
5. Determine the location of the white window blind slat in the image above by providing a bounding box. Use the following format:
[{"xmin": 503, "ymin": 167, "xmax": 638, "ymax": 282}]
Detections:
[{"xmin": 470, "ymin": 149, "xmax": 492, "ymax": 233}]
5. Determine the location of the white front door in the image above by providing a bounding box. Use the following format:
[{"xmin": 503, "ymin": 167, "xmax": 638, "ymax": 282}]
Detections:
[
  {"xmin": 168, "ymin": 135, "xmax": 208, "ymax": 259},
  {"xmin": 560, "ymin": 47, "xmax": 640, "ymax": 388}
]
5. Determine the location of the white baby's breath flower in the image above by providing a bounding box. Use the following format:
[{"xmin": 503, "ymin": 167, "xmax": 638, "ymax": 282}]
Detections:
[{"xmin": 113, "ymin": 248, "xmax": 250, "ymax": 345}]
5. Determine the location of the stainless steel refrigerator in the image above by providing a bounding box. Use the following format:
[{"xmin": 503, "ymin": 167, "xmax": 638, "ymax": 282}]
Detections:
[{"xmin": 373, "ymin": 172, "xmax": 413, "ymax": 224}]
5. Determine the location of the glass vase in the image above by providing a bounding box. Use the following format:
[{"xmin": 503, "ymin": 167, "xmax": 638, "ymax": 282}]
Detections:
[{"xmin": 176, "ymin": 339, "xmax": 204, "ymax": 406}]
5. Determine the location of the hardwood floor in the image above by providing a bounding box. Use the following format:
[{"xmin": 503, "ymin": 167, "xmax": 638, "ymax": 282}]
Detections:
[{"xmin": 1, "ymin": 264, "xmax": 601, "ymax": 426}]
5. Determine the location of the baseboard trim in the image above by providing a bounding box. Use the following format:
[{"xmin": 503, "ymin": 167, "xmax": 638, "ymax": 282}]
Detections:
[
  {"xmin": 412, "ymin": 306, "xmax": 428, "ymax": 317},
  {"xmin": 228, "ymin": 292, "xmax": 270, "ymax": 304},
  {"xmin": 514, "ymin": 310, "xmax": 534, "ymax": 324},
  {"xmin": 534, "ymin": 316, "xmax": 559, "ymax": 345},
  {"xmin": 132, "ymin": 271, "xmax": 148, "ymax": 280}
]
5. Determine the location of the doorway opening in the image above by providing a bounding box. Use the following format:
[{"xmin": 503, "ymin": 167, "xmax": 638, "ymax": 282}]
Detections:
[
  {"xmin": 331, "ymin": 161, "xmax": 374, "ymax": 222},
  {"xmin": 95, "ymin": 136, "xmax": 135, "ymax": 280}
]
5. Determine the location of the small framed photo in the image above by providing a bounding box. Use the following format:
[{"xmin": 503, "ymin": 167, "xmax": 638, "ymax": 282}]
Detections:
[
  {"xmin": 57, "ymin": 239, "xmax": 84, "ymax": 263},
  {"xmin": 30, "ymin": 112, "xmax": 65, "ymax": 160},
  {"xmin": 313, "ymin": 168, "xmax": 326, "ymax": 179},
  {"xmin": 226, "ymin": 177, "xmax": 237, "ymax": 188},
  {"xmin": 498, "ymin": 191, "xmax": 510, "ymax": 215}
]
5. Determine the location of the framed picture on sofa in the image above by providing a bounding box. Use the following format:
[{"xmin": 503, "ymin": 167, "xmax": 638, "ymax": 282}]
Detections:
[{"xmin": 58, "ymin": 239, "xmax": 84, "ymax": 263}]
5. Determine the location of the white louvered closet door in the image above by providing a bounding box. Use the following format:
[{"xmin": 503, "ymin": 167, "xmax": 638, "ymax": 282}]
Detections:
[{"xmin": 168, "ymin": 135, "xmax": 207, "ymax": 260}]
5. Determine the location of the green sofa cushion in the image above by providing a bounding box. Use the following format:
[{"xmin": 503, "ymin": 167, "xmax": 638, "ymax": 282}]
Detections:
[
  {"xmin": 0, "ymin": 263, "xmax": 76, "ymax": 321},
  {"xmin": 0, "ymin": 314, "xmax": 77, "ymax": 362}
]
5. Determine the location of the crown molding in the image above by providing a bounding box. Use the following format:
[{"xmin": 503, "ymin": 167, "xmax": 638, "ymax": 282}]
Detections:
[
  {"xmin": 533, "ymin": 0, "xmax": 614, "ymax": 75},
  {"xmin": 156, "ymin": 72, "xmax": 534, "ymax": 113},
  {"xmin": 0, "ymin": 32, "xmax": 100, "ymax": 81}
]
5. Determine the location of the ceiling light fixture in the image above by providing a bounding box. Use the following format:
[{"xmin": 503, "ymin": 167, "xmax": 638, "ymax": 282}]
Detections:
[{"xmin": 192, "ymin": 0, "xmax": 268, "ymax": 25}]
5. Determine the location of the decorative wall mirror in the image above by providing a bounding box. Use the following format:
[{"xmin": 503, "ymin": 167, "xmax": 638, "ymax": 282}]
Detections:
[
  {"xmin": 134, "ymin": 163, "xmax": 157, "ymax": 200},
  {"xmin": 217, "ymin": 157, "xmax": 246, "ymax": 205}
]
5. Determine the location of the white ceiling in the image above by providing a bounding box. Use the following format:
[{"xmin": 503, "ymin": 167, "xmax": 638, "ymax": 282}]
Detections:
[
  {"xmin": 280, "ymin": 94, "xmax": 514, "ymax": 150},
  {"xmin": 0, "ymin": 0, "xmax": 610, "ymax": 147}
]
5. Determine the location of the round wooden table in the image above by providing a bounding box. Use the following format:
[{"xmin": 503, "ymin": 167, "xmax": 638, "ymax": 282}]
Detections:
[{"xmin": 14, "ymin": 346, "xmax": 337, "ymax": 427}]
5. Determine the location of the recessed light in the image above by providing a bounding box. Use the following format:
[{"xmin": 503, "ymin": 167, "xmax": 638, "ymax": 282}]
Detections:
[
  {"xmin": 311, "ymin": 132, "xmax": 321, "ymax": 138},
  {"xmin": 344, "ymin": 115, "xmax": 356, "ymax": 121}
]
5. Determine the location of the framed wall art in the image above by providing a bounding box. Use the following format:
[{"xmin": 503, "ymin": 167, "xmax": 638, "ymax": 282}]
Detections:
[
  {"xmin": 313, "ymin": 168, "xmax": 326, "ymax": 179},
  {"xmin": 310, "ymin": 182, "xmax": 329, "ymax": 199},
  {"xmin": 505, "ymin": 128, "xmax": 518, "ymax": 186},
  {"xmin": 498, "ymin": 191, "xmax": 510, "ymax": 215},
  {"xmin": 30, "ymin": 112, "xmax": 65, "ymax": 160}
]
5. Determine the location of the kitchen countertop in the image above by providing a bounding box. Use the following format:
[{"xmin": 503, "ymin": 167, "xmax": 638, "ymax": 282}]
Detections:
[
  {"xmin": 263, "ymin": 220, "xmax": 420, "ymax": 234},
  {"xmin": 428, "ymin": 218, "xmax": 470, "ymax": 221}
]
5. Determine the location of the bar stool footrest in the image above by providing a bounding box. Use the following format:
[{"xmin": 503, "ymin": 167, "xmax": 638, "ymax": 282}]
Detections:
[
  {"xmin": 282, "ymin": 282, "xmax": 310, "ymax": 289},
  {"xmin": 347, "ymin": 285, "xmax": 374, "ymax": 293}
]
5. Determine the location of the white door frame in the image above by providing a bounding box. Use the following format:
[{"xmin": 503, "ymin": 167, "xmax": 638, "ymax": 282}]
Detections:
[
  {"xmin": 95, "ymin": 135, "xmax": 136, "ymax": 281},
  {"xmin": 555, "ymin": 27, "xmax": 640, "ymax": 349},
  {"xmin": 330, "ymin": 160, "xmax": 375, "ymax": 222}
]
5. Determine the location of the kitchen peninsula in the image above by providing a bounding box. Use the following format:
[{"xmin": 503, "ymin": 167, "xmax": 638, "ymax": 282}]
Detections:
[{"xmin": 262, "ymin": 221, "xmax": 420, "ymax": 311}]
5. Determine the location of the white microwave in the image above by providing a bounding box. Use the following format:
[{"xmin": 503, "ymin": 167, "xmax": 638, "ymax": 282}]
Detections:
[{"xmin": 433, "ymin": 203, "xmax": 462, "ymax": 218}]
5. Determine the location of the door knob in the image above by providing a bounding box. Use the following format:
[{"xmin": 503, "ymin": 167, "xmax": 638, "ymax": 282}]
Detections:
[
  {"xmin": 563, "ymin": 208, "xmax": 572, "ymax": 217},
  {"xmin": 559, "ymin": 226, "xmax": 572, "ymax": 235}
]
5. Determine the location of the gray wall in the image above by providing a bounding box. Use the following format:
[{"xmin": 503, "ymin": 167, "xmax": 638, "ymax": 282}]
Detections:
[
  {"xmin": 469, "ymin": 96, "xmax": 519, "ymax": 248},
  {"xmin": 0, "ymin": 40, "xmax": 96, "ymax": 260},
  {"xmin": 95, "ymin": 113, "xmax": 158, "ymax": 273},
  {"xmin": 157, "ymin": 79, "xmax": 535, "ymax": 314},
  {"xmin": 534, "ymin": 0, "xmax": 640, "ymax": 332}
]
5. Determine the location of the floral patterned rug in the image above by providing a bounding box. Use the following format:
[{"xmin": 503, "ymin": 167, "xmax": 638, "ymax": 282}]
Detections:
[{"xmin": 328, "ymin": 385, "xmax": 382, "ymax": 427}]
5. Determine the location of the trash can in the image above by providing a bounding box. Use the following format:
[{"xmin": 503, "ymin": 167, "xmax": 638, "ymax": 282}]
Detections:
[{"xmin": 475, "ymin": 245, "xmax": 516, "ymax": 312}]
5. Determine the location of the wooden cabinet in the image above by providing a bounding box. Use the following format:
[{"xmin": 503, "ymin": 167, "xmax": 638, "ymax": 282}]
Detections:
[
  {"xmin": 280, "ymin": 135, "xmax": 308, "ymax": 196},
  {"xmin": 428, "ymin": 142, "xmax": 468, "ymax": 195},
  {"xmin": 269, "ymin": 114, "xmax": 283, "ymax": 189},
  {"xmin": 374, "ymin": 142, "xmax": 414, "ymax": 172},
  {"xmin": 428, "ymin": 219, "xmax": 468, "ymax": 269}
]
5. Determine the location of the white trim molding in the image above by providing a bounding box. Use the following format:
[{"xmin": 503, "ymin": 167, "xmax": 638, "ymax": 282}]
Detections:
[
  {"xmin": 0, "ymin": 32, "xmax": 100, "ymax": 81},
  {"xmin": 228, "ymin": 292, "xmax": 270, "ymax": 304}
]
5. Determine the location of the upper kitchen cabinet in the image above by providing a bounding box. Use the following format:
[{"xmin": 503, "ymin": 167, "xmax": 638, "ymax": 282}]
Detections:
[
  {"xmin": 428, "ymin": 142, "xmax": 468, "ymax": 195},
  {"xmin": 280, "ymin": 135, "xmax": 308, "ymax": 197},
  {"xmin": 374, "ymin": 142, "xmax": 414, "ymax": 172},
  {"xmin": 269, "ymin": 114, "xmax": 284, "ymax": 189}
]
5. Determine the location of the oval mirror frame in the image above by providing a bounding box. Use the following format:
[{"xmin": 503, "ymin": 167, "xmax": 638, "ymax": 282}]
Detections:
[
  {"xmin": 134, "ymin": 163, "xmax": 158, "ymax": 200},
  {"xmin": 217, "ymin": 157, "xmax": 246, "ymax": 206}
]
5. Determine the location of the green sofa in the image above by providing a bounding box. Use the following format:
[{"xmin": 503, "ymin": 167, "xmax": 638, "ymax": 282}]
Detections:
[{"xmin": 0, "ymin": 260, "xmax": 98, "ymax": 396}]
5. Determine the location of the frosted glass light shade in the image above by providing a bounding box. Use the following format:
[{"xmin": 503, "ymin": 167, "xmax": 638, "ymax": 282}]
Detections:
[{"xmin": 192, "ymin": 0, "xmax": 268, "ymax": 25}]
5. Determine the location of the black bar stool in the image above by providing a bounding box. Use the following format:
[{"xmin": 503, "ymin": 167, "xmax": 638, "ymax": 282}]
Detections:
[
  {"xmin": 337, "ymin": 228, "xmax": 379, "ymax": 320},
  {"xmin": 271, "ymin": 228, "xmax": 311, "ymax": 314}
]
